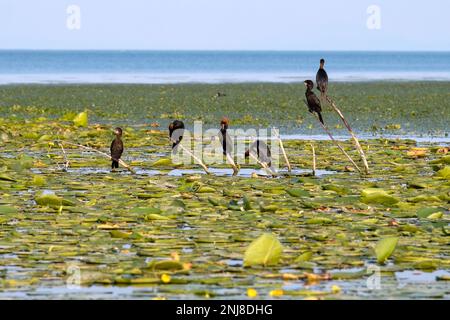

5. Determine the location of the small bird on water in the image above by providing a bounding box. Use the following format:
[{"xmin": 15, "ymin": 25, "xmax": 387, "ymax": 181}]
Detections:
[
  {"xmin": 169, "ymin": 120, "xmax": 185, "ymax": 150},
  {"xmin": 304, "ymin": 80, "xmax": 324, "ymax": 125},
  {"xmin": 316, "ymin": 58, "xmax": 329, "ymax": 101},
  {"xmin": 110, "ymin": 127, "xmax": 124, "ymax": 170}
]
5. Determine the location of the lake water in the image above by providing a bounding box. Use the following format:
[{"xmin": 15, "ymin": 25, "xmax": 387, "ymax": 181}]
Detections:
[{"xmin": 1, "ymin": 50, "xmax": 450, "ymax": 84}]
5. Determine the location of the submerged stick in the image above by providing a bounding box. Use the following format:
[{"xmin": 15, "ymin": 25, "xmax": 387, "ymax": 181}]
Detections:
[
  {"xmin": 56, "ymin": 140, "xmax": 136, "ymax": 174},
  {"xmin": 325, "ymin": 96, "xmax": 370, "ymax": 174},
  {"xmin": 248, "ymin": 152, "xmax": 277, "ymax": 177},
  {"xmin": 304, "ymin": 101, "xmax": 362, "ymax": 174},
  {"xmin": 174, "ymin": 142, "xmax": 210, "ymax": 175},
  {"xmin": 275, "ymin": 132, "xmax": 292, "ymax": 172},
  {"xmin": 225, "ymin": 153, "xmax": 239, "ymax": 176},
  {"xmin": 57, "ymin": 142, "xmax": 70, "ymax": 171},
  {"xmin": 311, "ymin": 143, "xmax": 316, "ymax": 176}
]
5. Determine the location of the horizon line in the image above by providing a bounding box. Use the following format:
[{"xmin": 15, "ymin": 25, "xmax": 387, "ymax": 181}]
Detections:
[{"xmin": 1, "ymin": 49, "xmax": 450, "ymax": 53}]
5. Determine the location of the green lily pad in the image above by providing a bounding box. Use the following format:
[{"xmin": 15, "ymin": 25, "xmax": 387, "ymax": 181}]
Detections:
[
  {"xmin": 361, "ymin": 188, "xmax": 399, "ymax": 206},
  {"xmin": 375, "ymin": 237, "xmax": 399, "ymax": 264},
  {"xmin": 243, "ymin": 233, "xmax": 283, "ymax": 267}
]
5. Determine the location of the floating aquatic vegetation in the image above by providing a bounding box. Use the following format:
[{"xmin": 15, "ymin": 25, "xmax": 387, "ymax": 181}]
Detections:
[
  {"xmin": 0, "ymin": 92, "xmax": 449, "ymax": 299},
  {"xmin": 243, "ymin": 233, "xmax": 283, "ymax": 267}
]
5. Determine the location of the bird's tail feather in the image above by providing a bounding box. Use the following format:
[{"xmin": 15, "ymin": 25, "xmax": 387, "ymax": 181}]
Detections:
[{"xmin": 318, "ymin": 112, "xmax": 324, "ymax": 125}]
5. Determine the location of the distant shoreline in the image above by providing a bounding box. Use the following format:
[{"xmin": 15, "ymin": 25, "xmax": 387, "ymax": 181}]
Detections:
[{"xmin": 1, "ymin": 74, "xmax": 450, "ymax": 85}]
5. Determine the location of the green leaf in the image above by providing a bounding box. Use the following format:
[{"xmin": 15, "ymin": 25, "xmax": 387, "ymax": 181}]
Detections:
[
  {"xmin": 361, "ymin": 188, "xmax": 399, "ymax": 206},
  {"xmin": 0, "ymin": 174, "xmax": 16, "ymax": 182},
  {"xmin": 196, "ymin": 186, "xmax": 216, "ymax": 193},
  {"xmin": 110, "ymin": 230, "xmax": 132, "ymax": 239},
  {"xmin": 151, "ymin": 158, "xmax": 172, "ymax": 167},
  {"xmin": 73, "ymin": 111, "xmax": 88, "ymax": 127},
  {"xmin": 285, "ymin": 188, "xmax": 310, "ymax": 197},
  {"xmin": 243, "ymin": 233, "xmax": 283, "ymax": 267},
  {"xmin": 147, "ymin": 260, "xmax": 184, "ymax": 271},
  {"xmin": 417, "ymin": 207, "xmax": 444, "ymax": 219},
  {"xmin": 375, "ymin": 237, "xmax": 399, "ymax": 264},
  {"xmin": 144, "ymin": 214, "xmax": 170, "ymax": 220},
  {"xmin": 0, "ymin": 205, "xmax": 18, "ymax": 214},
  {"xmin": 436, "ymin": 166, "xmax": 450, "ymax": 179},
  {"xmin": 295, "ymin": 251, "xmax": 313, "ymax": 263},
  {"xmin": 35, "ymin": 192, "xmax": 75, "ymax": 207},
  {"xmin": 243, "ymin": 196, "xmax": 252, "ymax": 210},
  {"xmin": 31, "ymin": 175, "xmax": 46, "ymax": 186},
  {"xmin": 130, "ymin": 207, "xmax": 162, "ymax": 215},
  {"xmin": 305, "ymin": 217, "xmax": 332, "ymax": 225}
]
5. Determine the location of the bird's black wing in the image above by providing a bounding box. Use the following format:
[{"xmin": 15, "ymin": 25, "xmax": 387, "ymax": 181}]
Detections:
[
  {"xmin": 316, "ymin": 69, "xmax": 328, "ymax": 93},
  {"xmin": 306, "ymin": 91, "xmax": 322, "ymax": 113},
  {"xmin": 111, "ymin": 139, "xmax": 124, "ymax": 161}
]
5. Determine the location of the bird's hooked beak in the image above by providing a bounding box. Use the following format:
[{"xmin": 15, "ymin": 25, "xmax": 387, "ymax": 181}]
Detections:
[{"xmin": 303, "ymin": 81, "xmax": 308, "ymax": 87}]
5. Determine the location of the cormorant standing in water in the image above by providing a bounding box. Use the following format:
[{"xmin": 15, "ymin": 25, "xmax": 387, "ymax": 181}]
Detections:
[
  {"xmin": 245, "ymin": 140, "xmax": 272, "ymax": 167},
  {"xmin": 169, "ymin": 120, "xmax": 185, "ymax": 149},
  {"xmin": 316, "ymin": 58, "xmax": 328, "ymax": 100},
  {"xmin": 304, "ymin": 80, "xmax": 324, "ymax": 125},
  {"xmin": 110, "ymin": 127, "xmax": 124, "ymax": 170},
  {"xmin": 219, "ymin": 117, "xmax": 232, "ymax": 155}
]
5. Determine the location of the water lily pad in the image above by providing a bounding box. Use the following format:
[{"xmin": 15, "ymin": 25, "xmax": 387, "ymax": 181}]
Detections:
[
  {"xmin": 361, "ymin": 188, "xmax": 399, "ymax": 206},
  {"xmin": 436, "ymin": 166, "xmax": 450, "ymax": 179},
  {"xmin": 73, "ymin": 111, "xmax": 88, "ymax": 127},
  {"xmin": 243, "ymin": 233, "xmax": 283, "ymax": 267},
  {"xmin": 35, "ymin": 192, "xmax": 75, "ymax": 207},
  {"xmin": 286, "ymin": 188, "xmax": 310, "ymax": 197},
  {"xmin": 375, "ymin": 237, "xmax": 399, "ymax": 264}
]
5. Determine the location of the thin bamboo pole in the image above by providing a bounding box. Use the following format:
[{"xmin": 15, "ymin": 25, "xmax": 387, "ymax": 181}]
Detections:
[
  {"xmin": 174, "ymin": 142, "xmax": 210, "ymax": 175},
  {"xmin": 325, "ymin": 96, "xmax": 369, "ymax": 174},
  {"xmin": 56, "ymin": 140, "xmax": 136, "ymax": 174},
  {"xmin": 275, "ymin": 133, "xmax": 292, "ymax": 172},
  {"xmin": 311, "ymin": 143, "xmax": 316, "ymax": 176},
  {"xmin": 225, "ymin": 153, "xmax": 239, "ymax": 176},
  {"xmin": 304, "ymin": 101, "xmax": 362, "ymax": 174},
  {"xmin": 247, "ymin": 152, "xmax": 277, "ymax": 177}
]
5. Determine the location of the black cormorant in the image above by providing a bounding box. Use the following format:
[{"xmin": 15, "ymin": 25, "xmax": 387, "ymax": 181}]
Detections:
[
  {"xmin": 316, "ymin": 58, "xmax": 328, "ymax": 100},
  {"xmin": 219, "ymin": 117, "xmax": 232, "ymax": 155},
  {"xmin": 169, "ymin": 120, "xmax": 185, "ymax": 149},
  {"xmin": 110, "ymin": 127, "xmax": 124, "ymax": 170},
  {"xmin": 304, "ymin": 80, "xmax": 324, "ymax": 125}
]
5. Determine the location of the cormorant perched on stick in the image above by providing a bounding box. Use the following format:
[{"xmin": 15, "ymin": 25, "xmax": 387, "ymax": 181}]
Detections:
[
  {"xmin": 110, "ymin": 127, "xmax": 124, "ymax": 170},
  {"xmin": 169, "ymin": 120, "xmax": 185, "ymax": 149},
  {"xmin": 219, "ymin": 117, "xmax": 239, "ymax": 175},
  {"xmin": 245, "ymin": 140, "xmax": 272, "ymax": 167},
  {"xmin": 316, "ymin": 58, "xmax": 328, "ymax": 101},
  {"xmin": 219, "ymin": 117, "xmax": 232, "ymax": 155},
  {"xmin": 304, "ymin": 80, "xmax": 324, "ymax": 125}
]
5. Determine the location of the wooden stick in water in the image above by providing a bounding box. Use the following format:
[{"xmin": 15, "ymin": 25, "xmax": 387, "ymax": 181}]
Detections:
[
  {"xmin": 57, "ymin": 141, "xmax": 70, "ymax": 171},
  {"xmin": 248, "ymin": 152, "xmax": 277, "ymax": 177},
  {"xmin": 303, "ymin": 101, "xmax": 362, "ymax": 174},
  {"xmin": 311, "ymin": 143, "xmax": 316, "ymax": 176},
  {"xmin": 325, "ymin": 96, "xmax": 370, "ymax": 174},
  {"xmin": 56, "ymin": 140, "xmax": 136, "ymax": 174},
  {"xmin": 174, "ymin": 142, "xmax": 211, "ymax": 175},
  {"xmin": 275, "ymin": 133, "xmax": 292, "ymax": 172},
  {"xmin": 225, "ymin": 153, "xmax": 239, "ymax": 176}
]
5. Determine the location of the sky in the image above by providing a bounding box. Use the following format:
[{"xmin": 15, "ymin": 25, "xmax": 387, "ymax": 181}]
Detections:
[{"xmin": 0, "ymin": 0, "xmax": 449, "ymax": 51}]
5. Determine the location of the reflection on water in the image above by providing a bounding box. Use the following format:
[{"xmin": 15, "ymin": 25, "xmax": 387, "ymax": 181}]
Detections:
[
  {"xmin": 49, "ymin": 167, "xmax": 336, "ymax": 178},
  {"xmin": 168, "ymin": 168, "xmax": 336, "ymax": 177}
]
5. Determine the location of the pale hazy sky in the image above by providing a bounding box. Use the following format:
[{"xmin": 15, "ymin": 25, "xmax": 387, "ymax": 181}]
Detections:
[{"xmin": 0, "ymin": 0, "xmax": 449, "ymax": 50}]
